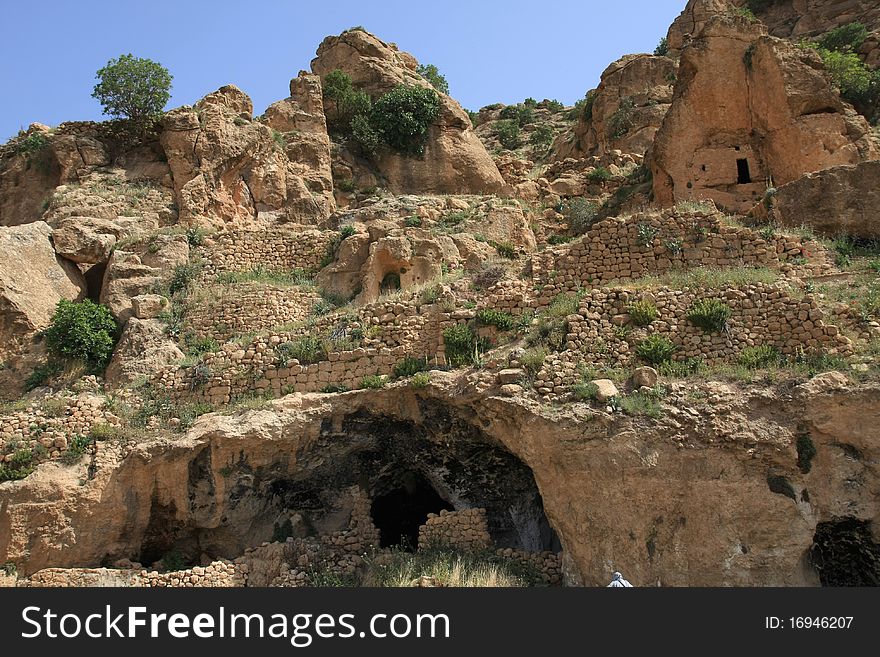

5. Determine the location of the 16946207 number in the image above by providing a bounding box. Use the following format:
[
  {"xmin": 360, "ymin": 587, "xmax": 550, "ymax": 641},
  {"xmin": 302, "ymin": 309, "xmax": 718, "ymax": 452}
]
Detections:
[{"xmin": 789, "ymin": 617, "xmax": 854, "ymax": 629}]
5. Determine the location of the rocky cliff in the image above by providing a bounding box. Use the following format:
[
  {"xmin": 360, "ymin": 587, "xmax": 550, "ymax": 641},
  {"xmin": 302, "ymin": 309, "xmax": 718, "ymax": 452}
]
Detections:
[{"xmin": 1, "ymin": 5, "xmax": 879, "ymax": 588}]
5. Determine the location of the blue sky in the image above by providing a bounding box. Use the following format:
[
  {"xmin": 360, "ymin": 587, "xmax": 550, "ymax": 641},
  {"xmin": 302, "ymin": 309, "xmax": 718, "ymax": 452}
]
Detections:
[{"xmin": 0, "ymin": 0, "xmax": 684, "ymax": 141}]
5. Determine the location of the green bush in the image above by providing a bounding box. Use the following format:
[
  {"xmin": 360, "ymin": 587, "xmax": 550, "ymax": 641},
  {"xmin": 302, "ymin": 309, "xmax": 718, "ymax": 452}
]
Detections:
[
  {"xmin": 586, "ymin": 167, "xmax": 612, "ymax": 183},
  {"xmin": 571, "ymin": 381, "xmax": 599, "ymax": 401},
  {"xmin": 275, "ymin": 336, "xmax": 327, "ymax": 366},
  {"xmin": 15, "ymin": 132, "xmax": 48, "ymax": 158},
  {"xmin": 350, "ymin": 113, "xmax": 380, "ymax": 152},
  {"xmin": 44, "ymin": 299, "xmax": 118, "ymax": 370},
  {"xmin": 60, "ymin": 434, "xmax": 92, "ymax": 465},
  {"xmin": 636, "ymin": 335, "xmax": 676, "ymax": 364},
  {"xmin": 404, "ymin": 216, "xmax": 422, "ymax": 227},
  {"xmin": 658, "ymin": 358, "xmax": 703, "ymax": 378},
  {"xmin": 564, "ymin": 197, "xmax": 599, "ymax": 235},
  {"xmin": 818, "ymin": 22, "xmax": 868, "ymax": 53},
  {"xmin": 410, "ymin": 371, "xmax": 431, "ymax": 388},
  {"xmin": 91, "ymin": 54, "xmax": 172, "ymax": 128},
  {"xmin": 167, "ymin": 262, "xmax": 201, "ymax": 296},
  {"xmin": 0, "ymin": 448, "xmax": 37, "ymax": 482},
  {"xmin": 543, "ymin": 99, "xmax": 565, "ymax": 112},
  {"xmin": 618, "ymin": 391, "xmax": 663, "ymax": 418},
  {"xmin": 529, "ymin": 124, "xmax": 554, "ymax": 149},
  {"xmin": 321, "ymin": 383, "xmax": 350, "ymax": 394},
  {"xmin": 371, "ymin": 85, "xmax": 440, "ymax": 156},
  {"xmin": 476, "ymin": 308, "xmax": 516, "ymax": 331},
  {"xmin": 636, "ymin": 222, "xmax": 659, "ymax": 247},
  {"xmin": 393, "ymin": 356, "xmax": 429, "ymax": 378},
  {"xmin": 361, "ymin": 375, "xmax": 386, "ymax": 389},
  {"xmin": 608, "ymin": 97, "xmax": 635, "ymax": 139},
  {"xmin": 628, "ymin": 300, "xmax": 658, "ymax": 326},
  {"xmin": 520, "ymin": 347, "xmax": 548, "ymax": 379},
  {"xmin": 738, "ymin": 344, "xmax": 780, "ymax": 369},
  {"xmin": 500, "ymin": 104, "xmax": 534, "ymax": 126},
  {"xmin": 416, "ymin": 64, "xmax": 449, "ymax": 94},
  {"xmin": 493, "ymin": 119, "xmax": 521, "ymax": 150},
  {"xmin": 568, "ymin": 91, "xmax": 595, "ymax": 122},
  {"xmin": 443, "ymin": 324, "xmax": 488, "ymax": 368},
  {"xmin": 687, "ymin": 298, "xmax": 732, "ymax": 333},
  {"xmin": 492, "ymin": 242, "xmax": 517, "ymax": 259}
]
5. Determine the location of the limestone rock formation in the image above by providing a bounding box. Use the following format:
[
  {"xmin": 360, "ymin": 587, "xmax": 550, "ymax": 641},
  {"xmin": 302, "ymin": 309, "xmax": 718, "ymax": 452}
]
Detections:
[
  {"xmin": 311, "ymin": 29, "xmax": 505, "ymax": 194},
  {"xmin": 766, "ymin": 160, "xmax": 880, "ymax": 238},
  {"xmin": 552, "ymin": 55, "xmax": 677, "ymax": 160},
  {"xmin": 105, "ymin": 318, "xmax": 185, "ymax": 386},
  {"xmin": 0, "ymin": 222, "xmax": 85, "ymax": 360},
  {"xmin": 1, "ymin": 375, "xmax": 878, "ymax": 586},
  {"xmin": 651, "ymin": 14, "xmax": 878, "ymax": 212},
  {"xmin": 160, "ymin": 83, "xmax": 334, "ymax": 228},
  {"xmin": 733, "ymin": 0, "xmax": 880, "ymax": 38},
  {"xmin": 100, "ymin": 233, "xmax": 189, "ymax": 323}
]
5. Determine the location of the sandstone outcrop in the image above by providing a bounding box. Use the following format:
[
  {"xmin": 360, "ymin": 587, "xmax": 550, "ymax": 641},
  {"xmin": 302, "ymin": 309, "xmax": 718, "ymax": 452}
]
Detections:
[
  {"xmin": 1, "ymin": 374, "xmax": 877, "ymax": 586},
  {"xmin": 765, "ymin": 159, "xmax": 880, "ymax": 238},
  {"xmin": 0, "ymin": 222, "xmax": 85, "ymax": 361},
  {"xmin": 105, "ymin": 317, "xmax": 184, "ymax": 386},
  {"xmin": 160, "ymin": 83, "xmax": 334, "ymax": 228},
  {"xmin": 652, "ymin": 14, "xmax": 878, "ymax": 212},
  {"xmin": 311, "ymin": 29, "xmax": 505, "ymax": 194},
  {"xmin": 552, "ymin": 55, "xmax": 677, "ymax": 160}
]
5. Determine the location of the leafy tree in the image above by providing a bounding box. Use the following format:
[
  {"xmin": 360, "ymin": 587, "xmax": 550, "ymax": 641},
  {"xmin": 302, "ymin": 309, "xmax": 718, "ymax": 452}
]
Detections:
[
  {"xmin": 529, "ymin": 124, "xmax": 554, "ymax": 148},
  {"xmin": 654, "ymin": 37, "xmax": 669, "ymax": 56},
  {"xmin": 371, "ymin": 85, "xmax": 440, "ymax": 156},
  {"xmin": 493, "ymin": 119, "xmax": 521, "ymax": 150},
  {"xmin": 44, "ymin": 299, "xmax": 118, "ymax": 370},
  {"xmin": 322, "ymin": 69, "xmax": 372, "ymax": 133},
  {"xmin": 416, "ymin": 64, "xmax": 449, "ymax": 94},
  {"xmin": 91, "ymin": 54, "xmax": 172, "ymax": 128}
]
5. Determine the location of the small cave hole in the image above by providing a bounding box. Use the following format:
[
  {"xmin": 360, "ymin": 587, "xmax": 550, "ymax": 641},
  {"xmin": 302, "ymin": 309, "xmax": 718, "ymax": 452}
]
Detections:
[
  {"xmin": 736, "ymin": 158, "xmax": 752, "ymax": 184},
  {"xmin": 84, "ymin": 262, "xmax": 107, "ymax": 303},
  {"xmin": 370, "ymin": 470, "xmax": 453, "ymax": 550},
  {"xmin": 810, "ymin": 518, "xmax": 880, "ymax": 586},
  {"xmin": 380, "ymin": 271, "xmax": 401, "ymax": 295}
]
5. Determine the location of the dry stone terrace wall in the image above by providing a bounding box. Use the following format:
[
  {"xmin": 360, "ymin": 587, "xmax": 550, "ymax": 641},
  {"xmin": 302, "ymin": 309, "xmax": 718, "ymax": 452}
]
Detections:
[
  {"xmin": 418, "ymin": 508, "xmax": 491, "ymax": 551},
  {"xmin": 0, "ymin": 396, "xmax": 120, "ymax": 461},
  {"xmin": 195, "ymin": 228, "xmax": 335, "ymax": 278},
  {"xmin": 532, "ymin": 210, "xmax": 813, "ymax": 293},
  {"xmin": 185, "ymin": 285, "xmax": 322, "ymax": 343},
  {"xmin": 532, "ymin": 283, "xmax": 851, "ymax": 397},
  {"xmin": 155, "ymin": 345, "xmax": 414, "ymax": 404}
]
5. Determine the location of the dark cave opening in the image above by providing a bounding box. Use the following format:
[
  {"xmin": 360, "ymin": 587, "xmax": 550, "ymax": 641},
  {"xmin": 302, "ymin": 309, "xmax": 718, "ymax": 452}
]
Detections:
[
  {"xmin": 370, "ymin": 470, "xmax": 454, "ymax": 549},
  {"xmin": 810, "ymin": 518, "xmax": 880, "ymax": 586},
  {"xmin": 84, "ymin": 261, "xmax": 106, "ymax": 302},
  {"xmin": 736, "ymin": 158, "xmax": 752, "ymax": 184}
]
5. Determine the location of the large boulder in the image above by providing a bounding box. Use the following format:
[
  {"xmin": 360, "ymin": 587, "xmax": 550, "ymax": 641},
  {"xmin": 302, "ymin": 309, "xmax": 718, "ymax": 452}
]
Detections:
[
  {"xmin": 160, "ymin": 84, "xmax": 334, "ymax": 228},
  {"xmin": 766, "ymin": 160, "xmax": 880, "ymax": 238},
  {"xmin": 100, "ymin": 234, "xmax": 189, "ymax": 323},
  {"xmin": 311, "ymin": 29, "xmax": 505, "ymax": 195},
  {"xmin": 105, "ymin": 318, "xmax": 184, "ymax": 386},
  {"xmin": 0, "ymin": 222, "xmax": 86, "ymax": 358},
  {"xmin": 651, "ymin": 14, "xmax": 878, "ymax": 213},
  {"xmin": 552, "ymin": 54, "xmax": 677, "ymax": 160}
]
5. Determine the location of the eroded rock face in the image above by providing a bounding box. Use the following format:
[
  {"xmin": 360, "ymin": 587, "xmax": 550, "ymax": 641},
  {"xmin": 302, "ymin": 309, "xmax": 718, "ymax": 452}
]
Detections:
[
  {"xmin": 311, "ymin": 29, "xmax": 505, "ymax": 195},
  {"xmin": 552, "ymin": 55, "xmax": 677, "ymax": 160},
  {"xmin": 1, "ymin": 374, "xmax": 878, "ymax": 586},
  {"xmin": 160, "ymin": 84, "xmax": 334, "ymax": 228},
  {"xmin": 0, "ymin": 222, "xmax": 85, "ymax": 361},
  {"xmin": 734, "ymin": 0, "xmax": 880, "ymax": 38},
  {"xmin": 105, "ymin": 318, "xmax": 184, "ymax": 386},
  {"xmin": 651, "ymin": 14, "xmax": 878, "ymax": 212},
  {"xmin": 767, "ymin": 160, "xmax": 880, "ymax": 238}
]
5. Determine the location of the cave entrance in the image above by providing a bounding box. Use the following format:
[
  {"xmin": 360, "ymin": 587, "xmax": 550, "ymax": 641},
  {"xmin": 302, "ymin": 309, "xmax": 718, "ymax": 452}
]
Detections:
[
  {"xmin": 380, "ymin": 271, "xmax": 401, "ymax": 295},
  {"xmin": 736, "ymin": 158, "xmax": 752, "ymax": 184},
  {"xmin": 370, "ymin": 470, "xmax": 453, "ymax": 550},
  {"xmin": 810, "ymin": 518, "xmax": 880, "ymax": 586},
  {"xmin": 84, "ymin": 261, "xmax": 107, "ymax": 303}
]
